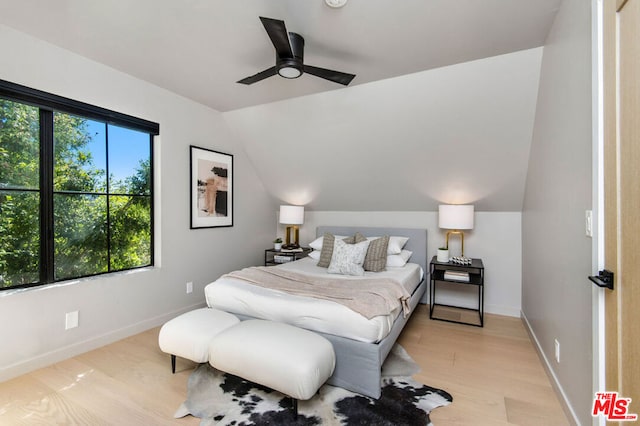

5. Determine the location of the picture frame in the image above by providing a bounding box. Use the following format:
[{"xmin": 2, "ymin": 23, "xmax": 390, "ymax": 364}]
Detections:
[{"xmin": 190, "ymin": 145, "xmax": 233, "ymax": 229}]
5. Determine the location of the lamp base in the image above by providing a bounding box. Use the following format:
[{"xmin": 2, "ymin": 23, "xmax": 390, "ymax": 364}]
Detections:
[
  {"xmin": 445, "ymin": 230, "xmax": 466, "ymax": 257},
  {"xmin": 285, "ymin": 225, "xmax": 300, "ymax": 249}
]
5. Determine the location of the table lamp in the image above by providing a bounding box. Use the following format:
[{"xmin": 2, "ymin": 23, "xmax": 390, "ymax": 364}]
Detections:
[
  {"xmin": 439, "ymin": 204, "xmax": 474, "ymax": 257},
  {"xmin": 279, "ymin": 205, "xmax": 304, "ymax": 249}
]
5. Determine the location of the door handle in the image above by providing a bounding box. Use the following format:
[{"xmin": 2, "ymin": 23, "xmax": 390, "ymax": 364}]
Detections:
[{"xmin": 589, "ymin": 270, "xmax": 614, "ymax": 290}]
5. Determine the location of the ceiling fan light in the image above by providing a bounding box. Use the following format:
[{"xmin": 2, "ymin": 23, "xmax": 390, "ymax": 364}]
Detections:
[
  {"xmin": 325, "ymin": 0, "xmax": 347, "ymax": 8},
  {"xmin": 278, "ymin": 66, "xmax": 302, "ymax": 79}
]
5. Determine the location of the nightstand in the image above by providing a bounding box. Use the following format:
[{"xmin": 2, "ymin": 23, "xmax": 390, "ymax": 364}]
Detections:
[
  {"xmin": 264, "ymin": 247, "xmax": 312, "ymax": 266},
  {"xmin": 429, "ymin": 256, "xmax": 484, "ymax": 327}
]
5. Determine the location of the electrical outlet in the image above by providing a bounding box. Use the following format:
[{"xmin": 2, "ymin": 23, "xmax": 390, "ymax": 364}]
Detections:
[
  {"xmin": 585, "ymin": 210, "xmax": 593, "ymax": 237},
  {"xmin": 65, "ymin": 311, "xmax": 79, "ymax": 330},
  {"xmin": 554, "ymin": 339, "xmax": 560, "ymax": 363},
  {"xmin": 186, "ymin": 281, "xmax": 193, "ymax": 294}
]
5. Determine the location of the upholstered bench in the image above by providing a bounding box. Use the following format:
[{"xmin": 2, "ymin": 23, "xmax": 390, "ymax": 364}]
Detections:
[
  {"xmin": 209, "ymin": 319, "xmax": 336, "ymax": 415},
  {"xmin": 158, "ymin": 307, "xmax": 240, "ymax": 373}
]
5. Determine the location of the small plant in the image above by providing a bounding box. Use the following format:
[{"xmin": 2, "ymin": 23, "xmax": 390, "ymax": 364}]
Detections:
[{"xmin": 274, "ymin": 238, "xmax": 283, "ymax": 243}]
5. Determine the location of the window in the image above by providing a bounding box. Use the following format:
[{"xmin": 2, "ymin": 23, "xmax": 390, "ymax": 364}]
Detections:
[{"xmin": 0, "ymin": 80, "xmax": 159, "ymax": 290}]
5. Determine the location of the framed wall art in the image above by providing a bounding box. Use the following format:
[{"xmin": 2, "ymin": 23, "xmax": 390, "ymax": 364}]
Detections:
[{"xmin": 190, "ymin": 145, "xmax": 233, "ymax": 229}]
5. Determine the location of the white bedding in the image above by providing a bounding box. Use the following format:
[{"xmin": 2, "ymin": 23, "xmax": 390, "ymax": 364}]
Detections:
[{"xmin": 204, "ymin": 257, "xmax": 423, "ymax": 343}]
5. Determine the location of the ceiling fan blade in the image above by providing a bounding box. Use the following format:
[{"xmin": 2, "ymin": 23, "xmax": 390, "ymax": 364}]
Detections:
[
  {"xmin": 237, "ymin": 66, "xmax": 277, "ymax": 85},
  {"xmin": 259, "ymin": 17, "xmax": 293, "ymax": 59},
  {"xmin": 303, "ymin": 65, "xmax": 355, "ymax": 86}
]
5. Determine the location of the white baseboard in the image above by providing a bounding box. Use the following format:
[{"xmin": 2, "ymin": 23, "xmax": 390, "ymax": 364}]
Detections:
[
  {"xmin": 485, "ymin": 303, "xmax": 521, "ymax": 318},
  {"xmin": 520, "ymin": 311, "xmax": 580, "ymax": 425},
  {"xmin": 0, "ymin": 302, "xmax": 206, "ymax": 383}
]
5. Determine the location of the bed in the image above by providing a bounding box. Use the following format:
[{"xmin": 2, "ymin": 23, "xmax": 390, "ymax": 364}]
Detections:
[{"xmin": 204, "ymin": 226, "xmax": 428, "ymax": 398}]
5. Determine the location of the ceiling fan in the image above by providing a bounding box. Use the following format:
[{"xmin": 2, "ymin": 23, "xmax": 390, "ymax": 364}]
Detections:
[{"xmin": 237, "ymin": 17, "xmax": 356, "ymax": 86}]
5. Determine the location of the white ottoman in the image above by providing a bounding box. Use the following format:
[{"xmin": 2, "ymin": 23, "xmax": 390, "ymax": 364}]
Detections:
[
  {"xmin": 209, "ymin": 319, "xmax": 335, "ymax": 413},
  {"xmin": 158, "ymin": 308, "xmax": 240, "ymax": 373}
]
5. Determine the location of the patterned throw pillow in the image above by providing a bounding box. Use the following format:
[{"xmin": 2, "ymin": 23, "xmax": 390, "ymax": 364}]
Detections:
[
  {"xmin": 362, "ymin": 235, "xmax": 390, "ymax": 272},
  {"xmin": 317, "ymin": 233, "xmax": 336, "ymax": 268},
  {"xmin": 327, "ymin": 239, "xmax": 371, "ymax": 276},
  {"xmin": 354, "ymin": 232, "xmax": 367, "ymax": 244},
  {"xmin": 342, "ymin": 235, "xmax": 357, "ymax": 244},
  {"xmin": 317, "ymin": 233, "xmax": 358, "ymax": 268}
]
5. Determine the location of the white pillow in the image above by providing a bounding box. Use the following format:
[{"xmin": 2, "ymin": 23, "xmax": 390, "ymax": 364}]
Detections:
[
  {"xmin": 363, "ymin": 235, "xmax": 408, "ymax": 255},
  {"xmin": 386, "ymin": 250, "xmax": 413, "ymax": 267},
  {"xmin": 387, "ymin": 236, "xmax": 409, "ymax": 255},
  {"xmin": 308, "ymin": 250, "xmax": 321, "ymax": 260},
  {"xmin": 309, "ymin": 235, "xmax": 348, "ymax": 251},
  {"xmin": 328, "ymin": 239, "xmax": 370, "ymax": 276},
  {"xmin": 311, "ymin": 234, "xmax": 407, "ymax": 254}
]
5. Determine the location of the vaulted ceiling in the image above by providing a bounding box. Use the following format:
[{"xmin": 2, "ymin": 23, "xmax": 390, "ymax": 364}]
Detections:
[
  {"xmin": 224, "ymin": 47, "xmax": 543, "ymax": 211},
  {"xmin": 0, "ymin": 0, "xmax": 560, "ymax": 112},
  {"xmin": 0, "ymin": 0, "xmax": 561, "ymax": 212}
]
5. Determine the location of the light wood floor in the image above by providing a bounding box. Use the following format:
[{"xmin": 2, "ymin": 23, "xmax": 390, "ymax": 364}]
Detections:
[
  {"xmin": 0, "ymin": 305, "xmax": 569, "ymax": 425},
  {"xmin": 399, "ymin": 305, "xmax": 569, "ymax": 425}
]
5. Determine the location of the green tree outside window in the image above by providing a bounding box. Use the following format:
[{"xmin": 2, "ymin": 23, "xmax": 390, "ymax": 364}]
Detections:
[{"xmin": 0, "ymin": 98, "xmax": 153, "ymax": 289}]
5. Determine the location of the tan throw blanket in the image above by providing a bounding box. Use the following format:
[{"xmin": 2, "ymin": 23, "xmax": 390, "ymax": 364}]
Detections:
[{"xmin": 223, "ymin": 266, "xmax": 410, "ymax": 320}]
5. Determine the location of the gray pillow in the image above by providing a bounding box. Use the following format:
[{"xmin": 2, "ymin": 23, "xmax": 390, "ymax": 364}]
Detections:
[
  {"xmin": 354, "ymin": 232, "xmax": 367, "ymax": 244},
  {"xmin": 317, "ymin": 233, "xmax": 336, "ymax": 267},
  {"xmin": 317, "ymin": 233, "xmax": 357, "ymax": 268},
  {"xmin": 361, "ymin": 234, "xmax": 390, "ymax": 272}
]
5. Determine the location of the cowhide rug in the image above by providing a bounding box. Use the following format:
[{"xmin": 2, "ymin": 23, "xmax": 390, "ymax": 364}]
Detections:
[{"xmin": 175, "ymin": 345, "xmax": 452, "ymax": 426}]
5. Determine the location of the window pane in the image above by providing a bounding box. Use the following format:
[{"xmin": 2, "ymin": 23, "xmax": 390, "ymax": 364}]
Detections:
[
  {"xmin": 1, "ymin": 84, "xmax": 156, "ymax": 290},
  {"xmin": 0, "ymin": 99, "xmax": 40, "ymax": 190},
  {"xmin": 54, "ymin": 113, "xmax": 106, "ymax": 193},
  {"xmin": 54, "ymin": 194, "xmax": 108, "ymax": 280},
  {"xmin": 108, "ymin": 125, "xmax": 150, "ymax": 194},
  {"xmin": 0, "ymin": 190, "xmax": 40, "ymax": 287},
  {"xmin": 109, "ymin": 195, "xmax": 151, "ymax": 271}
]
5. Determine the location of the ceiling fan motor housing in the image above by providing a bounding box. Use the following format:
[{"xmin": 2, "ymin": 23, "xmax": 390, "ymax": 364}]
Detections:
[{"xmin": 277, "ymin": 32, "xmax": 304, "ymax": 78}]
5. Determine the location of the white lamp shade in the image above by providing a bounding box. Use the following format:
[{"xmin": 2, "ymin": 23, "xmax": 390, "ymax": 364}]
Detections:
[
  {"xmin": 438, "ymin": 205, "xmax": 474, "ymax": 230},
  {"xmin": 279, "ymin": 205, "xmax": 304, "ymax": 225}
]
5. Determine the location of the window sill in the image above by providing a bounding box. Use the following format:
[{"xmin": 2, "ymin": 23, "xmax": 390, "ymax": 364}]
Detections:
[{"xmin": 0, "ymin": 266, "xmax": 156, "ymax": 297}]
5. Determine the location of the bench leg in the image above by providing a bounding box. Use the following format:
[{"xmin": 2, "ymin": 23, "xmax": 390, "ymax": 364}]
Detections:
[
  {"xmin": 290, "ymin": 397, "xmax": 298, "ymax": 419},
  {"xmin": 171, "ymin": 354, "xmax": 176, "ymax": 374}
]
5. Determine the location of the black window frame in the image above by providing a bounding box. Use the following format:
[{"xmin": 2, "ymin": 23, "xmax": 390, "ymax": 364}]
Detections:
[{"xmin": 0, "ymin": 79, "xmax": 159, "ymax": 290}]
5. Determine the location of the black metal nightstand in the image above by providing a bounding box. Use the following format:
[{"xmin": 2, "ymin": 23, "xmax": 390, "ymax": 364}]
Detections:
[
  {"xmin": 429, "ymin": 256, "xmax": 485, "ymax": 327},
  {"xmin": 264, "ymin": 247, "xmax": 312, "ymax": 266}
]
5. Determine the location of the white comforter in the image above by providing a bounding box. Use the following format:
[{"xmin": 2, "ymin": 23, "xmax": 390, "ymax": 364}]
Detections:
[{"xmin": 204, "ymin": 257, "xmax": 423, "ymax": 343}]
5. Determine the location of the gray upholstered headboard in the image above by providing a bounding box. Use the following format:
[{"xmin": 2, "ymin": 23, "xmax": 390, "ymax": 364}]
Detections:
[{"xmin": 316, "ymin": 226, "xmax": 428, "ymax": 277}]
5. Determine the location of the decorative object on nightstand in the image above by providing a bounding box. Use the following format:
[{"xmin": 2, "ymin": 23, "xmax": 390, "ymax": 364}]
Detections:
[
  {"xmin": 265, "ymin": 247, "xmax": 312, "ymax": 266},
  {"xmin": 438, "ymin": 204, "xmax": 474, "ymax": 258},
  {"xmin": 279, "ymin": 205, "xmax": 304, "ymax": 249},
  {"xmin": 436, "ymin": 247, "xmax": 449, "ymax": 263},
  {"xmin": 429, "ymin": 256, "xmax": 484, "ymax": 327},
  {"xmin": 273, "ymin": 238, "xmax": 283, "ymax": 251},
  {"xmin": 450, "ymin": 256, "xmax": 472, "ymax": 265}
]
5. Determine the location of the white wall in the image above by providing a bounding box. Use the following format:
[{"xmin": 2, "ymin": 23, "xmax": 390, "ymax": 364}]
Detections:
[
  {"xmin": 277, "ymin": 211, "xmax": 522, "ymax": 317},
  {"xmin": 521, "ymin": 0, "xmax": 593, "ymax": 423},
  {"xmin": 226, "ymin": 48, "xmax": 542, "ymax": 212},
  {"xmin": 0, "ymin": 24, "xmax": 276, "ymax": 381}
]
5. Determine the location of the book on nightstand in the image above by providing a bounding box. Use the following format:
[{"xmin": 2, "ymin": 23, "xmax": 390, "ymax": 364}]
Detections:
[
  {"xmin": 280, "ymin": 248, "xmax": 303, "ymax": 253},
  {"xmin": 444, "ymin": 270, "xmax": 470, "ymax": 282},
  {"xmin": 273, "ymin": 255, "xmax": 294, "ymax": 263}
]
